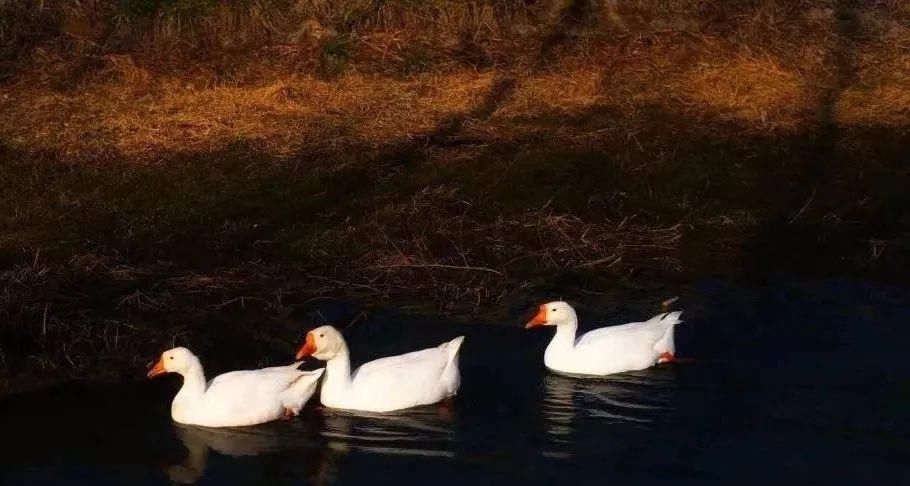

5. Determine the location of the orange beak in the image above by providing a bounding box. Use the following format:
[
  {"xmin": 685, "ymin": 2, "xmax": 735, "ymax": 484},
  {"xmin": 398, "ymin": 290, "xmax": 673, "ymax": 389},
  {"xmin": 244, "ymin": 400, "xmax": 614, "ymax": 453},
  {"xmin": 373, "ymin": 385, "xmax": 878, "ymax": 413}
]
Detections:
[
  {"xmin": 525, "ymin": 304, "xmax": 548, "ymax": 328},
  {"xmin": 147, "ymin": 358, "xmax": 167, "ymax": 379},
  {"xmin": 295, "ymin": 332, "xmax": 317, "ymax": 360}
]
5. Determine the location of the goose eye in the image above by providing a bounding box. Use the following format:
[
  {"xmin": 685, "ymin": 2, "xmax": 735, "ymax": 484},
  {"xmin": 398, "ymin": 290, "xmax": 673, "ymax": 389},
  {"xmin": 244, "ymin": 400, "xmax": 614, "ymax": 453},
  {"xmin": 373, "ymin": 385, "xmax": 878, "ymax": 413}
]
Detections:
[
  {"xmin": 551, "ymin": 308, "xmax": 557, "ymax": 312},
  {"xmin": 319, "ymin": 333, "xmax": 324, "ymax": 338},
  {"xmin": 169, "ymin": 356, "xmax": 174, "ymax": 360}
]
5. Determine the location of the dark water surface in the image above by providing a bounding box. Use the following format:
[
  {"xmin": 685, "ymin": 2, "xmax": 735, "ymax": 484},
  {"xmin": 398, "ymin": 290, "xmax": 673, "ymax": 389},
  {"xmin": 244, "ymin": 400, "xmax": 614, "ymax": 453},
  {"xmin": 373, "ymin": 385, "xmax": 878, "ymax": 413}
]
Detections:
[{"xmin": 1, "ymin": 279, "xmax": 909, "ymax": 485}]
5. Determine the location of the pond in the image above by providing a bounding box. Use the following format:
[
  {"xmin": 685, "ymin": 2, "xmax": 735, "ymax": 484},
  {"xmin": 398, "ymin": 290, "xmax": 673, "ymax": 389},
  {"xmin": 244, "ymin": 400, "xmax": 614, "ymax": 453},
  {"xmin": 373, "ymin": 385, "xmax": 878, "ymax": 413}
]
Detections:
[{"xmin": 1, "ymin": 279, "xmax": 908, "ymax": 485}]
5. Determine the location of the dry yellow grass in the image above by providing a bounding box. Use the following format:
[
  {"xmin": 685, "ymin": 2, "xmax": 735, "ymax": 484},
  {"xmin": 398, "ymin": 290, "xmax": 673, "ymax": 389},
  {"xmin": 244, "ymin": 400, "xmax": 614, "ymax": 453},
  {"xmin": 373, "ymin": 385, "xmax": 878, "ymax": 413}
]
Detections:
[
  {"xmin": 500, "ymin": 69, "xmax": 604, "ymax": 119},
  {"xmin": 834, "ymin": 10, "xmax": 910, "ymax": 128},
  {"xmin": 2, "ymin": 1, "xmax": 908, "ymax": 163},
  {"xmin": 0, "ymin": 70, "xmax": 497, "ymax": 160},
  {"xmin": 0, "ymin": 47, "xmax": 825, "ymax": 163},
  {"xmin": 679, "ymin": 56, "xmax": 813, "ymax": 131},
  {"xmin": 837, "ymin": 84, "xmax": 910, "ymax": 128}
]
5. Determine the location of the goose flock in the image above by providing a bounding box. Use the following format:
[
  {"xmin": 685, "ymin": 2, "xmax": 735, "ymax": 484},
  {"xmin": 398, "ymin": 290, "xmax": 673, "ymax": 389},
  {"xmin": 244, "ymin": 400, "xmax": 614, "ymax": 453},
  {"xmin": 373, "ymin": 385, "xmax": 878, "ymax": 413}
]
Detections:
[{"xmin": 148, "ymin": 301, "xmax": 683, "ymax": 427}]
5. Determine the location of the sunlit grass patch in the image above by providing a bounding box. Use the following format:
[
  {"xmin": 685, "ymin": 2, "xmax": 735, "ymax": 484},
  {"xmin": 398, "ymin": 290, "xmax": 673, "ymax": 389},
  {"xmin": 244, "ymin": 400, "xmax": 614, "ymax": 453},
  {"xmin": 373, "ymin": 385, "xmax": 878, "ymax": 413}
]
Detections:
[{"xmin": 677, "ymin": 55, "xmax": 813, "ymax": 132}]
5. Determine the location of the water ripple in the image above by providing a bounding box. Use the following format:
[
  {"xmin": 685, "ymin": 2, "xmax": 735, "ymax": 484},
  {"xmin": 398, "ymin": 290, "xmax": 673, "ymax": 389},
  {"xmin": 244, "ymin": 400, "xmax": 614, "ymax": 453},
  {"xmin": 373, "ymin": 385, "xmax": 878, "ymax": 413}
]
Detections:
[{"xmin": 542, "ymin": 369, "xmax": 678, "ymax": 452}]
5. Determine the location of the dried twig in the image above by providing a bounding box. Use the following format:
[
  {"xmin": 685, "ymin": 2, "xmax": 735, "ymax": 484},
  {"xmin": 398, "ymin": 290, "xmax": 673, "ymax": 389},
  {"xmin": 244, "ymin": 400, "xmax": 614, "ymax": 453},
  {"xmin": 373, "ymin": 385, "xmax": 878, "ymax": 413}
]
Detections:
[
  {"xmin": 574, "ymin": 254, "xmax": 621, "ymax": 269},
  {"xmin": 788, "ymin": 189, "xmax": 816, "ymax": 224},
  {"xmin": 308, "ymin": 275, "xmax": 383, "ymax": 293},
  {"xmin": 372, "ymin": 263, "xmax": 503, "ymax": 275}
]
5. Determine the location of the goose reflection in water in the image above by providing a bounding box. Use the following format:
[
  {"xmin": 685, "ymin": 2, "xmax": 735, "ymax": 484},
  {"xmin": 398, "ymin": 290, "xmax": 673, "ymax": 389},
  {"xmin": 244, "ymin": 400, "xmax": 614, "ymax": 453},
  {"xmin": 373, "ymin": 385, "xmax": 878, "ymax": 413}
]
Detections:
[
  {"xmin": 319, "ymin": 404, "xmax": 456, "ymax": 459},
  {"xmin": 542, "ymin": 370, "xmax": 676, "ymax": 456},
  {"xmin": 167, "ymin": 419, "xmax": 324, "ymax": 484},
  {"xmin": 167, "ymin": 404, "xmax": 456, "ymax": 484},
  {"xmin": 308, "ymin": 405, "xmax": 456, "ymax": 486}
]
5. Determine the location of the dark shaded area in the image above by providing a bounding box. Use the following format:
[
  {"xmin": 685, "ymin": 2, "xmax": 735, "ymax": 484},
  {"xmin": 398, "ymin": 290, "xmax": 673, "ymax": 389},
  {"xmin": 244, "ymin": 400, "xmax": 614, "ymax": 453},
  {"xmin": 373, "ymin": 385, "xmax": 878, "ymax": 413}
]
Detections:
[
  {"xmin": 2, "ymin": 89, "xmax": 910, "ymax": 387},
  {"xmin": 6, "ymin": 98, "xmax": 908, "ymax": 277},
  {"xmin": 427, "ymin": 76, "xmax": 517, "ymax": 145}
]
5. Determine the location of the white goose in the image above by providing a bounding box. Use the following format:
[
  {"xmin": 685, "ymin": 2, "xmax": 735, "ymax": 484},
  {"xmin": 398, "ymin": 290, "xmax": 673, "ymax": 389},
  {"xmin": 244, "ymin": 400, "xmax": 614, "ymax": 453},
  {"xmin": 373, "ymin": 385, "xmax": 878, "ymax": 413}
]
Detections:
[
  {"xmin": 525, "ymin": 301, "xmax": 682, "ymax": 376},
  {"xmin": 147, "ymin": 347, "xmax": 324, "ymax": 427},
  {"xmin": 295, "ymin": 326, "xmax": 464, "ymax": 413}
]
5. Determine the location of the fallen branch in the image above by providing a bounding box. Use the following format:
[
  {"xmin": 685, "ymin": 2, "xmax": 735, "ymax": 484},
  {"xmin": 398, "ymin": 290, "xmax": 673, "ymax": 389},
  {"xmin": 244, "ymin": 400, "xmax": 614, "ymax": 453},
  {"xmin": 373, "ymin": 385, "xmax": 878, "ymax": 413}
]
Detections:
[
  {"xmin": 308, "ymin": 275, "xmax": 384, "ymax": 293},
  {"xmin": 788, "ymin": 189, "xmax": 816, "ymax": 224},
  {"xmin": 574, "ymin": 254, "xmax": 621, "ymax": 269},
  {"xmin": 372, "ymin": 263, "xmax": 503, "ymax": 275}
]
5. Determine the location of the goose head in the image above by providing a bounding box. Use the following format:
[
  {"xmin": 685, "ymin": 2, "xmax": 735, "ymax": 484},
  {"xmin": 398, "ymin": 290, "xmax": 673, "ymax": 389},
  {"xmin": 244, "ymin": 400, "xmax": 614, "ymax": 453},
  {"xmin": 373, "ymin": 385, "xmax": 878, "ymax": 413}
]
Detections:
[
  {"xmin": 295, "ymin": 325, "xmax": 345, "ymax": 361},
  {"xmin": 525, "ymin": 301, "xmax": 576, "ymax": 328},
  {"xmin": 147, "ymin": 347, "xmax": 197, "ymax": 378}
]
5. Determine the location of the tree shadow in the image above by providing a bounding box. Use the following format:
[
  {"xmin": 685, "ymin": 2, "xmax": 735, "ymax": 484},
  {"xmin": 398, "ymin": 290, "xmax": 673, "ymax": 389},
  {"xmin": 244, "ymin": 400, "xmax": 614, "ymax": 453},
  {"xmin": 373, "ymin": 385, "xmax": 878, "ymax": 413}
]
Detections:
[{"xmin": 536, "ymin": 0, "xmax": 601, "ymax": 69}]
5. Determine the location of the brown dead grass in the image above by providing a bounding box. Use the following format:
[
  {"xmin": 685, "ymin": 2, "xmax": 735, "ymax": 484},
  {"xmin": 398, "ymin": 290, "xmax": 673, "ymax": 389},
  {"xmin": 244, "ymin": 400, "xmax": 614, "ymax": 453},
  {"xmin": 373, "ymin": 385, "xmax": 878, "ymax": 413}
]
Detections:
[
  {"xmin": 838, "ymin": 84, "xmax": 910, "ymax": 128},
  {"xmin": 3, "ymin": 1, "xmax": 910, "ymax": 389},
  {"xmin": 0, "ymin": 47, "xmax": 826, "ymax": 163},
  {"xmin": 0, "ymin": 70, "xmax": 496, "ymax": 160},
  {"xmin": 500, "ymin": 68, "xmax": 604, "ymax": 119},
  {"xmin": 835, "ymin": 10, "xmax": 910, "ymax": 128},
  {"xmin": 2, "ymin": 2, "xmax": 909, "ymax": 162},
  {"xmin": 679, "ymin": 55, "xmax": 814, "ymax": 131},
  {"xmin": 309, "ymin": 185, "xmax": 683, "ymax": 312}
]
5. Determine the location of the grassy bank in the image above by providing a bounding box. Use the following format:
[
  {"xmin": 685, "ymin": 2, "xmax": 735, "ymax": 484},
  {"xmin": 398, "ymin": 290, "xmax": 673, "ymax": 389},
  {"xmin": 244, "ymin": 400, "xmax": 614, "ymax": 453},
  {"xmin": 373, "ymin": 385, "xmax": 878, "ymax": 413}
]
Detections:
[{"xmin": 2, "ymin": 0, "xmax": 910, "ymax": 391}]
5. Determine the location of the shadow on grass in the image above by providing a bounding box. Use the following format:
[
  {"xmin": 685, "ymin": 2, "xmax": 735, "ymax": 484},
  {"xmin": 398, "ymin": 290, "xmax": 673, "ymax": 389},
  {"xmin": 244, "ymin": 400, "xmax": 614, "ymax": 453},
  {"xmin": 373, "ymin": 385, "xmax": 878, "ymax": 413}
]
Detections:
[{"xmin": 1, "ymin": 96, "xmax": 909, "ymax": 389}]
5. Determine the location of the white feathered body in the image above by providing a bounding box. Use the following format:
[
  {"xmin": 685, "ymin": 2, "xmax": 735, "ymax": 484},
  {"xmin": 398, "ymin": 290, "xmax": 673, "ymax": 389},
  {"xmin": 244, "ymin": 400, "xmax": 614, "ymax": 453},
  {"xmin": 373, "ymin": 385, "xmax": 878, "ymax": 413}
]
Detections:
[
  {"xmin": 545, "ymin": 311, "xmax": 682, "ymax": 376},
  {"xmin": 321, "ymin": 336, "xmax": 463, "ymax": 413},
  {"xmin": 172, "ymin": 363, "xmax": 323, "ymax": 427}
]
